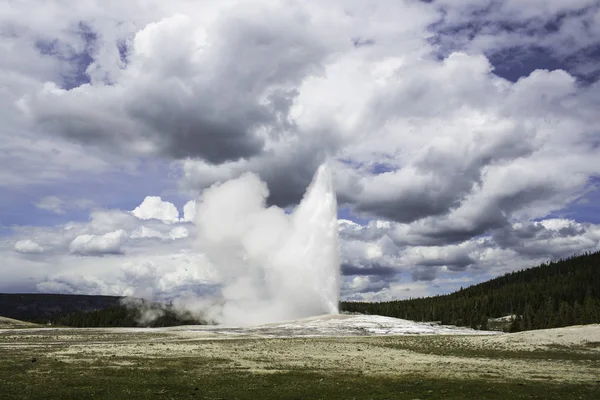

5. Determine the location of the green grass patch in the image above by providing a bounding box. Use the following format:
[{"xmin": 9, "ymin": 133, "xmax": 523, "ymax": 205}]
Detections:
[
  {"xmin": 1, "ymin": 346, "xmax": 599, "ymax": 400},
  {"xmin": 375, "ymin": 336, "xmax": 600, "ymax": 363}
]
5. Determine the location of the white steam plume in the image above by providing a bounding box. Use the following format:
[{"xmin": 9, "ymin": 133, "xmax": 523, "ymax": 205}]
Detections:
[{"xmin": 193, "ymin": 163, "xmax": 340, "ymax": 325}]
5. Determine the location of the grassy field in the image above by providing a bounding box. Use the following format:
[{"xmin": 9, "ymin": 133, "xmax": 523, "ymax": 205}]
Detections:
[
  {"xmin": 1, "ymin": 326, "xmax": 599, "ymax": 399},
  {"xmin": 0, "ymin": 316, "xmax": 40, "ymax": 329}
]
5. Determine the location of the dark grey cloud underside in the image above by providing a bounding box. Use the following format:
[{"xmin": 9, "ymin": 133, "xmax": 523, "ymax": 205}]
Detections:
[
  {"xmin": 28, "ymin": 8, "xmax": 329, "ymax": 165},
  {"xmin": 341, "ymin": 263, "xmax": 397, "ymax": 277}
]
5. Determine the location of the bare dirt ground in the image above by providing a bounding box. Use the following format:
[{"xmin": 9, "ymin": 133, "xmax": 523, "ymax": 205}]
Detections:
[{"xmin": 1, "ymin": 316, "xmax": 598, "ymax": 385}]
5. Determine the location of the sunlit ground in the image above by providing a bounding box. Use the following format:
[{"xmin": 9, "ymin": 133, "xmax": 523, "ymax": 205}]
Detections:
[{"xmin": 1, "ymin": 320, "xmax": 599, "ymax": 399}]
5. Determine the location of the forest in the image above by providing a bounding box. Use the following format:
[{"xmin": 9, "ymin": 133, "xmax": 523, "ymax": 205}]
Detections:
[
  {"xmin": 0, "ymin": 293, "xmax": 122, "ymax": 322},
  {"xmin": 340, "ymin": 251, "xmax": 600, "ymax": 332},
  {"xmin": 47, "ymin": 302, "xmax": 206, "ymax": 328},
  {"xmin": 0, "ymin": 294, "xmax": 206, "ymax": 327}
]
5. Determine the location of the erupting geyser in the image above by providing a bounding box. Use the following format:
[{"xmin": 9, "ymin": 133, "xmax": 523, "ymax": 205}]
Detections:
[{"xmin": 193, "ymin": 163, "xmax": 340, "ymax": 325}]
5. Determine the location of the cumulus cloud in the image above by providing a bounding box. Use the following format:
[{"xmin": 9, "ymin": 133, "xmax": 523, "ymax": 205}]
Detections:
[
  {"xmin": 35, "ymin": 253, "xmax": 218, "ymax": 301},
  {"xmin": 492, "ymin": 219, "xmax": 600, "ymax": 259},
  {"xmin": 14, "ymin": 240, "xmax": 44, "ymax": 254},
  {"xmin": 69, "ymin": 229, "xmax": 127, "ymax": 256},
  {"xmin": 335, "ymin": 60, "xmax": 600, "ymax": 233},
  {"xmin": 181, "ymin": 200, "xmax": 196, "ymax": 222},
  {"xmin": 2, "ymin": 208, "xmax": 204, "ymax": 295},
  {"xmin": 21, "ymin": 4, "xmax": 335, "ymax": 164},
  {"xmin": 131, "ymin": 196, "xmax": 179, "ymax": 223},
  {"xmin": 336, "ymin": 213, "xmax": 600, "ymax": 295}
]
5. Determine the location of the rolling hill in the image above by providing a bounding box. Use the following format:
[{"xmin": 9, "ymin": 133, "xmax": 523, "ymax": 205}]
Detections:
[{"xmin": 0, "ymin": 293, "xmax": 123, "ymax": 323}]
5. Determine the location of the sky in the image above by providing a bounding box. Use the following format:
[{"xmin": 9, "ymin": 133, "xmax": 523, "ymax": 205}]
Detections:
[{"xmin": 1, "ymin": 0, "xmax": 600, "ymax": 303}]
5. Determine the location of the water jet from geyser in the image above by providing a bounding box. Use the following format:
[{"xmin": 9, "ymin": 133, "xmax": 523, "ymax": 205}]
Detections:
[{"xmin": 192, "ymin": 163, "xmax": 340, "ymax": 326}]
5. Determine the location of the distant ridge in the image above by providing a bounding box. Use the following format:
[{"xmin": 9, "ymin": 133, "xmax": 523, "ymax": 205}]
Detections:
[
  {"xmin": 0, "ymin": 293, "xmax": 123, "ymax": 323},
  {"xmin": 0, "ymin": 316, "xmax": 40, "ymax": 329},
  {"xmin": 0, "ymin": 293, "xmax": 206, "ymax": 327},
  {"xmin": 341, "ymin": 251, "xmax": 600, "ymax": 332}
]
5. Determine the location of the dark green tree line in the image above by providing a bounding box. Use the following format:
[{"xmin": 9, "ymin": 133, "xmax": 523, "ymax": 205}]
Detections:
[
  {"xmin": 48, "ymin": 303, "xmax": 207, "ymax": 327},
  {"xmin": 341, "ymin": 251, "xmax": 600, "ymax": 331}
]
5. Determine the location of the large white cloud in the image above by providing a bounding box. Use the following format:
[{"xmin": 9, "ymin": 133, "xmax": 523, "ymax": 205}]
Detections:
[
  {"xmin": 69, "ymin": 229, "xmax": 128, "ymax": 256},
  {"xmin": 181, "ymin": 200, "xmax": 196, "ymax": 222},
  {"xmin": 20, "ymin": 4, "xmax": 337, "ymax": 163},
  {"xmin": 131, "ymin": 196, "xmax": 180, "ymax": 223},
  {"xmin": 14, "ymin": 240, "xmax": 44, "ymax": 254}
]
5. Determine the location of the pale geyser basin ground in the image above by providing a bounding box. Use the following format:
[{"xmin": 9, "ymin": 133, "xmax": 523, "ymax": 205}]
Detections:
[
  {"xmin": 0, "ymin": 313, "xmax": 498, "ymax": 337},
  {"xmin": 1, "ymin": 314, "xmax": 599, "ymax": 385},
  {"xmin": 162, "ymin": 313, "xmax": 502, "ymax": 337}
]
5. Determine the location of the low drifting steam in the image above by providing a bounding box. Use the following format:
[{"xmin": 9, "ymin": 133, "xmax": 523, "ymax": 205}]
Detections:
[{"xmin": 187, "ymin": 163, "xmax": 340, "ymax": 325}]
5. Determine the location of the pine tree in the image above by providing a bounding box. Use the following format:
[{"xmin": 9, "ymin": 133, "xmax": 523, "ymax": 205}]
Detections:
[
  {"xmin": 479, "ymin": 315, "xmax": 488, "ymax": 331},
  {"xmin": 509, "ymin": 315, "xmax": 523, "ymax": 332}
]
